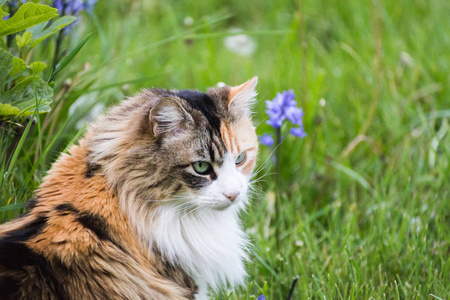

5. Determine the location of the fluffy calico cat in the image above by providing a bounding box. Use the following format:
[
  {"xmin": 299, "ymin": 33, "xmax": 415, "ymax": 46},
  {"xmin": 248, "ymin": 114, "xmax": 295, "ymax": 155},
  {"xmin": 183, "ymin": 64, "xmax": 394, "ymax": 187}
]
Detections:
[{"xmin": 0, "ymin": 77, "xmax": 259, "ymax": 299}]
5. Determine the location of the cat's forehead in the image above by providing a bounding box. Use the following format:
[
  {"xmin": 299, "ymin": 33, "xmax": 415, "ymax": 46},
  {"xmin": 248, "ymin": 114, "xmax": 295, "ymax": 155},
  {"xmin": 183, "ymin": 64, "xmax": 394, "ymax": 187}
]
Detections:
[
  {"xmin": 177, "ymin": 88, "xmax": 231, "ymax": 118},
  {"xmin": 174, "ymin": 89, "xmax": 254, "ymax": 155}
]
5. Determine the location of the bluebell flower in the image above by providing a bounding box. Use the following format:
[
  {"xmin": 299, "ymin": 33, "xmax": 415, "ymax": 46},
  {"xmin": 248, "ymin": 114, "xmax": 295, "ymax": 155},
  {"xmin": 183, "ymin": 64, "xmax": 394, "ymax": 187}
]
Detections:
[
  {"xmin": 265, "ymin": 90, "xmax": 296, "ymax": 128},
  {"xmin": 259, "ymin": 133, "xmax": 274, "ymax": 147},
  {"xmin": 257, "ymin": 295, "xmax": 265, "ymax": 300},
  {"xmin": 261, "ymin": 90, "xmax": 306, "ymax": 146},
  {"xmin": 285, "ymin": 106, "xmax": 304, "ymax": 126},
  {"xmin": 291, "ymin": 127, "xmax": 307, "ymax": 138}
]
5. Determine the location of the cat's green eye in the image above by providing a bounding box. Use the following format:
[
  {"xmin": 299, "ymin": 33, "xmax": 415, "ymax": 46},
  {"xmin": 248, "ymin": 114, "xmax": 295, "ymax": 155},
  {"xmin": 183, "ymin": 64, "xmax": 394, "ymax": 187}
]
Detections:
[
  {"xmin": 192, "ymin": 161, "xmax": 212, "ymax": 175},
  {"xmin": 235, "ymin": 152, "xmax": 246, "ymax": 165}
]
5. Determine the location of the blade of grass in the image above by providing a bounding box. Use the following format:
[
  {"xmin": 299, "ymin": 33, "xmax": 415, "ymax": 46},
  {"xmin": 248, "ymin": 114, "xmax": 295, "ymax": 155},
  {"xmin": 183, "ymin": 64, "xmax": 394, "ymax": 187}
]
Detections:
[
  {"xmin": 330, "ymin": 161, "xmax": 378, "ymax": 197},
  {"xmin": 0, "ymin": 202, "xmax": 27, "ymax": 213},
  {"xmin": 6, "ymin": 111, "xmax": 37, "ymax": 179},
  {"xmin": 24, "ymin": 112, "xmax": 78, "ymax": 185},
  {"xmin": 251, "ymin": 249, "xmax": 280, "ymax": 281},
  {"xmin": 49, "ymin": 32, "xmax": 93, "ymax": 81},
  {"xmin": 63, "ymin": 122, "xmax": 87, "ymax": 153}
]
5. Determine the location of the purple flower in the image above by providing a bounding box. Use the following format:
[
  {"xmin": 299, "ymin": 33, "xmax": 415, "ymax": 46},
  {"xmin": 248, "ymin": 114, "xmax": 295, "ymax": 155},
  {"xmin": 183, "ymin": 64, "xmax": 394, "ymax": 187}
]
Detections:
[
  {"xmin": 257, "ymin": 295, "xmax": 265, "ymax": 300},
  {"xmin": 285, "ymin": 106, "xmax": 304, "ymax": 125},
  {"xmin": 265, "ymin": 90, "xmax": 296, "ymax": 128},
  {"xmin": 291, "ymin": 127, "xmax": 307, "ymax": 138},
  {"xmin": 265, "ymin": 100, "xmax": 284, "ymax": 128},
  {"xmin": 259, "ymin": 133, "xmax": 274, "ymax": 147},
  {"xmin": 53, "ymin": 0, "xmax": 84, "ymax": 15},
  {"xmin": 261, "ymin": 89, "xmax": 306, "ymax": 147}
]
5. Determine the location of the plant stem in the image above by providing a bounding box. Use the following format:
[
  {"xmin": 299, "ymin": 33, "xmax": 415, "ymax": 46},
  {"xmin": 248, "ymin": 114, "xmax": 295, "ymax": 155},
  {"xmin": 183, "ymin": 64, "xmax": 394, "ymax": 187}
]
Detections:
[
  {"xmin": 51, "ymin": 4, "xmax": 67, "ymax": 74},
  {"xmin": 52, "ymin": 30, "xmax": 65, "ymax": 74},
  {"xmin": 274, "ymin": 126, "xmax": 282, "ymax": 249},
  {"xmin": 6, "ymin": 2, "xmax": 15, "ymax": 49}
]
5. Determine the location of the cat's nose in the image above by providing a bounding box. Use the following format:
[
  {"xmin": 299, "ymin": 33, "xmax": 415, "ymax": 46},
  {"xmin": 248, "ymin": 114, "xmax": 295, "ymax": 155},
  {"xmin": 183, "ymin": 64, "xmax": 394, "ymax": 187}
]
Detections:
[{"xmin": 224, "ymin": 191, "xmax": 240, "ymax": 202}]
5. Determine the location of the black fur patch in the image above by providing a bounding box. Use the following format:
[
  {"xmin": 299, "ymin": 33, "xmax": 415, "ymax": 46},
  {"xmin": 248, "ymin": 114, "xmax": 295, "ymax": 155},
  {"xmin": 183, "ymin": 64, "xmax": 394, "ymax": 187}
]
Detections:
[
  {"xmin": 0, "ymin": 215, "xmax": 48, "ymax": 269},
  {"xmin": 26, "ymin": 197, "xmax": 38, "ymax": 210},
  {"xmin": 56, "ymin": 203, "xmax": 110, "ymax": 241},
  {"xmin": 180, "ymin": 172, "xmax": 210, "ymax": 189},
  {"xmin": 85, "ymin": 162, "xmax": 101, "ymax": 178},
  {"xmin": 208, "ymin": 143, "xmax": 216, "ymax": 162},
  {"xmin": 175, "ymin": 90, "xmax": 222, "ymax": 133},
  {"xmin": 76, "ymin": 212, "xmax": 110, "ymax": 241},
  {"xmin": 0, "ymin": 275, "xmax": 20, "ymax": 298},
  {"xmin": 55, "ymin": 203, "xmax": 78, "ymax": 214},
  {"xmin": 55, "ymin": 203, "xmax": 127, "ymax": 253},
  {"xmin": 209, "ymin": 171, "xmax": 218, "ymax": 181}
]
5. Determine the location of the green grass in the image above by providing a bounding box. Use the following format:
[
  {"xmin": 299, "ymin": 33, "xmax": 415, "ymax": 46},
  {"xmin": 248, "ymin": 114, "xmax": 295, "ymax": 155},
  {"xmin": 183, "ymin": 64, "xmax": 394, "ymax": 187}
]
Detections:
[{"xmin": 1, "ymin": 0, "xmax": 449, "ymax": 299}]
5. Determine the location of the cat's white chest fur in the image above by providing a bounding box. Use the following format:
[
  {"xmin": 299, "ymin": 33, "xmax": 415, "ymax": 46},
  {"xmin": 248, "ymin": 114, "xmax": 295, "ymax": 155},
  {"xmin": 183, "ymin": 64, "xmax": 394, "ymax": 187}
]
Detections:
[{"xmin": 151, "ymin": 204, "xmax": 249, "ymax": 298}]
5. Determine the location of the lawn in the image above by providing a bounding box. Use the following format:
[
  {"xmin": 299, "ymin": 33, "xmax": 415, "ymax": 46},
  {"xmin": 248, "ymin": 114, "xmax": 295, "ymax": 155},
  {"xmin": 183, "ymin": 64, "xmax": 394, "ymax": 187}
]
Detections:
[{"xmin": 1, "ymin": 0, "xmax": 449, "ymax": 299}]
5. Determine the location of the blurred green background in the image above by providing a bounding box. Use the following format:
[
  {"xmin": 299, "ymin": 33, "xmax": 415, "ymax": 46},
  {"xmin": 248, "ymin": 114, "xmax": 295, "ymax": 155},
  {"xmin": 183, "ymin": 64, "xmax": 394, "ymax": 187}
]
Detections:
[{"xmin": 1, "ymin": 0, "xmax": 449, "ymax": 299}]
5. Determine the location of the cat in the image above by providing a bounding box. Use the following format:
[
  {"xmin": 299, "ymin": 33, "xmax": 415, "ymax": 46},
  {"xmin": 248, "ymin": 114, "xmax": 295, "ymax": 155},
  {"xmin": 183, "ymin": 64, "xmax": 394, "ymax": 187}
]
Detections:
[{"xmin": 0, "ymin": 77, "xmax": 259, "ymax": 299}]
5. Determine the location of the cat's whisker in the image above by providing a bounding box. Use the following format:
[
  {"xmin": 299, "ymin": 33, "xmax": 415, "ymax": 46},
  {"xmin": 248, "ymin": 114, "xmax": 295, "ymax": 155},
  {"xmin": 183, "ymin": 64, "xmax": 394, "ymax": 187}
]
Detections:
[
  {"xmin": 146, "ymin": 198, "xmax": 180, "ymax": 203},
  {"xmin": 255, "ymin": 115, "xmax": 270, "ymax": 128},
  {"xmin": 251, "ymin": 135, "xmax": 288, "ymax": 180},
  {"xmin": 182, "ymin": 205, "xmax": 206, "ymax": 218},
  {"xmin": 251, "ymin": 154, "xmax": 274, "ymax": 180},
  {"xmin": 250, "ymin": 171, "xmax": 276, "ymax": 184}
]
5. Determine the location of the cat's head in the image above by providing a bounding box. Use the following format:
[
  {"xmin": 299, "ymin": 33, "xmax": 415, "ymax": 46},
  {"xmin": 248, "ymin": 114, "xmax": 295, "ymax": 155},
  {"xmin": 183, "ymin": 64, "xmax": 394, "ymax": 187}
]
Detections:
[{"xmin": 88, "ymin": 77, "xmax": 259, "ymax": 212}]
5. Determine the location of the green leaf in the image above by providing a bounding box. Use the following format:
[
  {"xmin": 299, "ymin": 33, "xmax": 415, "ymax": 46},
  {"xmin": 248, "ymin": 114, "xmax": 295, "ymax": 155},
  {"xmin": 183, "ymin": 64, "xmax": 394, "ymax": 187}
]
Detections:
[
  {"xmin": 0, "ymin": 48, "xmax": 13, "ymax": 85},
  {"xmin": 9, "ymin": 56, "xmax": 27, "ymax": 78},
  {"xmin": 0, "ymin": 102, "xmax": 21, "ymax": 116},
  {"xmin": 5, "ymin": 59, "xmax": 47, "ymax": 84},
  {"xmin": 0, "ymin": 37, "xmax": 6, "ymax": 49},
  {"xmin": 0, "ymin": 9, "xmax": 8, "ymax": 19},
  {"xmin": 0, "ymin": 3, "xmax": 58, "ymax": 37},
  {"xmin": 0, "ymin": 76, "xmax": 53, "ymax": 116},
  {"xmin": 0, "ymin": 0, "xmax": 6, "ymax": 7},
  {"xmin": 27, "ymin": 16, "xmax": 77, "ymax": 48},
  {"xmin": 50, "ymin": 32, "xmax": 92, "ymax": 80},
  {"xmin": 30, "ymin": 61, "xmax": 47, "ymax": 73},
  {"xmin": 15, "ymin": 31, "xmax": 32, "ymax": 48}
]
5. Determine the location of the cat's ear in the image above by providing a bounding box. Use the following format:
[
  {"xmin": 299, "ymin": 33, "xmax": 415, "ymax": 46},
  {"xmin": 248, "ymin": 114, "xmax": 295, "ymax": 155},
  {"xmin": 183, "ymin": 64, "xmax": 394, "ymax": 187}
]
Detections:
[
  {"xmin": 228, "ymin": 77, "xmax": 258, "ymax": 115},
  {"xmin": 149, "ymin": 97, "xmax": 193, "ymax": 137}
]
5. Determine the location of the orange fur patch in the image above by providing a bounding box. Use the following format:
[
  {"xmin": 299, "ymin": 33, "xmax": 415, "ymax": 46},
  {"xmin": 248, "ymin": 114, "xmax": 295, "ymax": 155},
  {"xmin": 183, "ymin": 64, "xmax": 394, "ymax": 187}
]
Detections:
[{"xmin": 220, "ymin": 122, "xmax": 234, "ymax": 152}]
